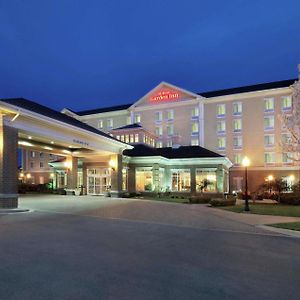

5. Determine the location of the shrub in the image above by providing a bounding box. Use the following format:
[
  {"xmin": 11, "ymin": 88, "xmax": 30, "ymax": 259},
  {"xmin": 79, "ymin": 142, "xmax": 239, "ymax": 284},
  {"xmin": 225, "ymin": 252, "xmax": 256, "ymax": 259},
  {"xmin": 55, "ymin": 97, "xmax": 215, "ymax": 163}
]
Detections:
[
  {"xmin": 209, "ymin": 198, "xmax": 236, "ymax": 207},
  {"xmin": 189, "ymin": 196, "xmax": 211, "ymax": 204},
  {"xmin": 279, "ymin": 193, "xmax": 300, "ymax": 205}
]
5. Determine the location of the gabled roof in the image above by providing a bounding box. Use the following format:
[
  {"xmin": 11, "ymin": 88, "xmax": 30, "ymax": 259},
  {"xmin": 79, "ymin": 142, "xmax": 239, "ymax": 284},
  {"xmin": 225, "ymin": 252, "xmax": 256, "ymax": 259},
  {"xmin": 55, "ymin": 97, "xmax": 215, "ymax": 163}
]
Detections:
[
  {"xmin": 123, "ymin": 144, "xmax": 223, "ymax": 159},
  {"xmin": 199, "ymin": 79, "xmax": 296, "ymax": 98},
  {"xmin": 74, "ymin": 103, "xmax": 132, "ymax": 116},
  {"xmin": 0, "ymin": 98, "xmax": 121, "ymax": 142},
  {"xmin": 112, "ymin": 123, "xmax": 142, "ymax": 130}
]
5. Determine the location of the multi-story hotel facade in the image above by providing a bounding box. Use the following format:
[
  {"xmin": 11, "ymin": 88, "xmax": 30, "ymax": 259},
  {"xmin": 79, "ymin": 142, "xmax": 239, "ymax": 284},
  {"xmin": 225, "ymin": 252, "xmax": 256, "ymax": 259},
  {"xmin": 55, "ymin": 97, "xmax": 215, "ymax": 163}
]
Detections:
[{"xmin": 60, "ymin": 75, "xmax": 300, "ymax": 194}]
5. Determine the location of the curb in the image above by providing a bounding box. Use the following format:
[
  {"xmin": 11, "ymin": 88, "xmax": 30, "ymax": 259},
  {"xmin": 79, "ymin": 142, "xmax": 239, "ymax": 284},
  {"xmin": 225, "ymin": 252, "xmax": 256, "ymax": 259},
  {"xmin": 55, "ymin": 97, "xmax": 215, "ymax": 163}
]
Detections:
[
  {"xmin": 0, "ymin": 208, "xmax": 31, "ymax": 214},
  {"xmin": 257, "ymin": 225, "xmax": 300, "ymax": 238}
]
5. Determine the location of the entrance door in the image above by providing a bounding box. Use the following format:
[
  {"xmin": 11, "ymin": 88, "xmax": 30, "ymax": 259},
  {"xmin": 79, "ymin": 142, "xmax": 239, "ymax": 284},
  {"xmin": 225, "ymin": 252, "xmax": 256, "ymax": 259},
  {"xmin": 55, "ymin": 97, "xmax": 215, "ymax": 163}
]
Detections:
[{"xmin": 87, "ymin": 168, "xmax": 111, "ymax": 195}]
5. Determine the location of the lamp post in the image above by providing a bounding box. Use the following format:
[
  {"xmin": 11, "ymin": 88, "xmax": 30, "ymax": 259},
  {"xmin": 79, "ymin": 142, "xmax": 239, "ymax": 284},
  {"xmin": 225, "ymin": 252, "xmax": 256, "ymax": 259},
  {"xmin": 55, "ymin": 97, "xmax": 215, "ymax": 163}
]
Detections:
[
  {"xmin": 50, "ymin": 173, "xmax": 55, "ymax": 191},
  {"xmin": 242, "ymin": 156, "xmax": 250, "ymax": 212},
  {"xmin": 267, "ymin": 175, "xmax": 273, "ymax": 193}
]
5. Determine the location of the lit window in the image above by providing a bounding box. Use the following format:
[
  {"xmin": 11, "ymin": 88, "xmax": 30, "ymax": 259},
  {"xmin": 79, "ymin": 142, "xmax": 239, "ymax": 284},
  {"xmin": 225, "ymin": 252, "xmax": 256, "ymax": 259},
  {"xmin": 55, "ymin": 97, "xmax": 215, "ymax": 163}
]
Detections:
[
  {"xmin": 155, "ymin": 111, "xmax": 162, "ymax": 122},
  {"xmin": 171, "ymin": 169, "xmax": 191, "ymax": 191},
  {"xmin": 233, "ymin": 102, "xmax": 242, "ymax": 115},
  {"xmin": 130, "ymin": 134, "xmax": 134, "ymax": 143},
  {"xmin": 264, "ymin": 152, "xmax": 275, "ymax": 164},
  {"xmin": 167, "ymin": 110, "xmax": 174, "ymax": 120},
  {"xmin": 233, "ymin": 136, "xmax": 242, "ymax": 149},
  {"xmin": 134, "ymin": 134, "xmax": 139, "ymax": 143},
  {"xmin": 135, "ymin": 114, "xmax": 141, "ymax": 123},
  {"xmin": 217, "ymin": 104, "xmax": 226, "ymax": 117},
  {"xmin": 196, "ymin": 169, "xmax": 217, "ymax": 192},
  {"xmin": 233, "ymin": 153, "xmax": 242, "ymax": 165},
  {"xmin": 30, "ymin": 151, "xmax": 35, "ymax": 158},
  {"xmin": 191, "ymin": 107, "xmax": 199, "ymax": 118},
  {"xmin": 120, "ymin": 135, "xmax": 125, "ymax": 142},
  {"xmin": 217, "ymin": 120, "xmax": 226, "ymax": 134},
  {"xmin": 125, "ymin": 135, "xmax": 129, "ymax": 143},
  {"xmin": 192, "ymin": 122, "xmax": 199, "ymax": 134},
  {"xmin": 191, "ymin": 139, "xmax": 199, "ymax": 146},
  {"xmin": 135, "ymin": 167, "xmax": 153, "ymax": 192},
  {"xmin": 126, "ymin": 116, "xmax": 131, "ymax": 125},
  {"xmin": 122, "ymin": 168, "xmax": 128, "ymax": 191},
  {"xmin": 282, "ymin": 153, "xmax": 293, "ymax": 164},
  {"xmin": 167, "ymin": 124, "xmax": 174, "ymax": 136},
  {"xmin": 167, "ymin": 140, "xmax": 172, "ymax": 147},
  {"xmin": 116, "ymin": 135, "xmax": 120, "ymax": 140},
  {"xmin": 107, "ymin": 119, "xmax": 113, "ymax": 128},
  {"xmin": 97, "ymin": 120, "xmax": 103, "ymax": 129},
  {"xmin": 156, "ymin": 141, "xmax": 163, "ymax": 148},
  {"xmin": 218, "ymin": 137, "xmax": 226, "ymax": 150},
  {"xmin": 233, "ymin": 119, "xmax": 242, "ymax": 132},
  {"xmin": 281, "ymin": 96, "xmax": 292, "ymax": 111},
  {"xmin": 264, "ymin": 98, "xmax": 274, "ymax": 112},
  {"xmin": 264, "ymin": 135, "xmax": 275, "ymax": 147},
  {"xmin": 264, "ymin": 116, "xmax": 274, "ymax": 130},
  {"xmin": 155, "ymin": 126, "xmax": 163, "ymax": 136}
]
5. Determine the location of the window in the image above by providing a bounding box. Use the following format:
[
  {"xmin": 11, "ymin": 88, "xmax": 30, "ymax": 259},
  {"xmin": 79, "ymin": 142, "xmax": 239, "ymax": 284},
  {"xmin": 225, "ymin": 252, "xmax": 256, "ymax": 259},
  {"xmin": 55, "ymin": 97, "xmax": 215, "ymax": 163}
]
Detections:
[
  {"xmin": 40, "ymin": 162, "xmax": 44, "ymax": 168},
  {"xmin": 156, "ymin": 141, "xmax": 163, "ymax": 148},
  {"xmin": 218, "ymin": 137, "xmax": 226, "ymax": 150},
  {"xmin": 191, "ymin": 107, "xmax": 199, "ymax": 118},
  {"xmin": 155, "ymin": 126, "xmax": 163, "ymax": 136},
  {"xmin": 120, "ymin": 135, "xmax": 125, "ymax": 142},
  {"xmin": 116, "ymin": 135, "xmax": 120, "ymax": 140},
  {"xmin": 233, "ymin": 136, "xmax": 242, "ymax": 149},
  {"xmin": 264, "ymin": 152, "xmax": 275, "ymax": 164},
  {"xmin": 134, "ymin": 114, "xmax": 141, "ymax": 123},
  {"xmin": 282, "ymin": 175, "xmax": 295, "ymax": 191},
  {"xmin": 122, "ymin": 168, "xmax": 128, "ymax": 191},
  {"xmin": 217, "ymin": 120, "xmax": 226, "ymax": 134},
  {"xmin": 134, "ymin": 134, "xmax": 139, "ymax": 143},
  {"xmin": 232, "ymin": 177, "xmax": 243, "ymax": 192},
  {"xmin": 233, "ymin": 119, "xmax": 242, "ymax": 132},
  {"xmin": 167, "ymin": 110, "xmax": 174, "ymax": 120},
  {"xmin": 191, "ymin": 122, "xmax": 199, "ymax": 134},
  {"xmin": 233, "ymin": 102, "xmax": 242, "ymax": 115},
  {"xmin": 171, "ymin": 169, "xmax": 191, "ymax": 192},
  {"xmin": 40, "ymin": 152, "xmax": 45, "ymax": 159},
  {"xmin": 282, "ymin": 133, "xmax": 291, "ymax": 144},
  {"xmin": 136, "ymin": 168, "xmax": 153, "ymax": 191},
  {"xmin": 264, "ymin": 116, "xmax": 274, "ymax": 130},
  {"xmin": 30, "ymin": 162, "xmax": 34, "ymax": 169},
  {"xmin": 155, "ymin": 111, "xmax": 162, "ymax": 122},
  {"xmin": 264, "ymin": 134, "xmax": 275, "ymax": 147},
  {"xmin": 107, "ymin": 119, "xmax": 113, "ymax": 128},
  {"xmin": 97, "ymin": 120, "xmax": 103, "ymax": 129},
  {"xmin": 217, "ymin": 104, "xmax": 226, "ymax": 117},
  {"xmin": 196, "ymin": 169, "xmax": 217, "ymax": 192},
  {"xmin": 282, "ymin": 153, "xmax": 293, "ymax": 164},
  {"xmin": 167, "ymin": 124, "xmax": 174, "ymax": 136},
  {"xmin": 167, "ymin": 140, "xmax": 172, "ymax": 147},
  {"xmin": 126, "ymin": 116, "xmax": 131, "ymax": 125},
  {"xmin": 233, "ymin": 153, "xmax": 242, "ymax": 165},
  {"xmin": 264, "ymin": 98, "xmax": 274, "ymax": 112},
  {"xmin": 30, "ymin": 151, "xmax": 35, "ymax": 158},
  {"xmin": 191, "ymin": 138, "xmax": 199, "ymax": 146},
  {"xmin": 130, "ymin": 134, "xmax": 134, "ymax": 143},
  {"xmin": 281, "ymin": 96, "xmax": 292, "ymax": 111},
  {"xmin": 125, "ymin": 135, "xmax": 129, "ymax": 143}
]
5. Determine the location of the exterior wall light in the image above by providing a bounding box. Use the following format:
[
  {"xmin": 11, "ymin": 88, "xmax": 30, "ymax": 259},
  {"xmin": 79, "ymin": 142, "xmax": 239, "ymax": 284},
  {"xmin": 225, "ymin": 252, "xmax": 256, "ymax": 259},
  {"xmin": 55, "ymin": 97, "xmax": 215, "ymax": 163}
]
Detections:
[{"xmin": 109, "ymin": 159, "xmax": 116, "ymax": 171}]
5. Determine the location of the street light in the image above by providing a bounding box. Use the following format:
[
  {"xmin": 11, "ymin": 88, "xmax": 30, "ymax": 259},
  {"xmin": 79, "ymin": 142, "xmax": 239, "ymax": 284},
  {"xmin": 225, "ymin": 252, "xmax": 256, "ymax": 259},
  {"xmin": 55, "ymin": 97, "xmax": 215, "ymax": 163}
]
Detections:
[
  {"xmin": 267, "ymin": 175, "xmax": 274, "ymax": 193},
  {"xmin": 242, "ymin": 156, "xmax": 250, "ymax": 212},
  {"xmin": 50, "ymin": 173, "xmax": 55, "ymax": 191}
]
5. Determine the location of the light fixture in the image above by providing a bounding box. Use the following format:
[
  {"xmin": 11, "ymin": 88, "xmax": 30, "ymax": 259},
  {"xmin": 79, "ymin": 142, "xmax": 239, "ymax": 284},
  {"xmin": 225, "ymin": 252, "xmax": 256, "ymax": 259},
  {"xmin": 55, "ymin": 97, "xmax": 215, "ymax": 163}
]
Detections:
[
  {"xmin": 28, "ymin": 136, "xmax": 32, "ymax": 140},
  {"xmin": 51, "ymin": 141, "xmax": 54, "ymax": 144},
  {"xmin": 267, "ymin": 175, "xmax": 273, "ymax": 181},
  {"xmin": 18, "ymin": 141, "xmax": 33, "ymax": 147},
  {"xmin": 26, "ymin": 173, "xmax": 31, "ymax": 179},
  {"xmin": 44, "ymin": 146, "xmax": 53, "ymax": 150},
  {"xmin": 109, "ymin": 159, "xmax": 116, "ymax": 171},
  {"xmin": 242, "ymin": 156, "xmax": 250, "ymax": 167},
  {"xmin": 64, "ymin": 161, "xmax": 72, "ymax": 169},
  {"xmin": 50, "ymin": 173, "xmax": 55, "ymax": 178},
  {"xmin": 62, "ymin": 150, "xmax": 71, "ymax": 154},
  {"xmin": 19, "ymin": 172, "xmax": 24, "ymax": 178},
  {"xmin": 289, "ymin": 175, "xmax": 295, "ymax": 181}
]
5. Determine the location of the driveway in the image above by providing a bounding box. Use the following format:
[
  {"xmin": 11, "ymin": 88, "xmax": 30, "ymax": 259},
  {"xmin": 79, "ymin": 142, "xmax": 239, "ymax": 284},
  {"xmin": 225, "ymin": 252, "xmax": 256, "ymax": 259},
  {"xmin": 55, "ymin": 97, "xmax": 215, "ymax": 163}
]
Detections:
[{"xmin": 0, "ymin": 194, "xmax": 299, "ymax": 300}]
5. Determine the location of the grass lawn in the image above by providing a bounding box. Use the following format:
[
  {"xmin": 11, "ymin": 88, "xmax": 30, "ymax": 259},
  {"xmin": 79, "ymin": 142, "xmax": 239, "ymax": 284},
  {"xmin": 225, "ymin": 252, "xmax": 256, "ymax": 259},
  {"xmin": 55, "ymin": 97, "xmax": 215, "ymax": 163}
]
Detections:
[
  {"xmin": 141, "ymin": 196, "xmax": 189, "ymax": 204},
  {"xmin": 269, "ymin": 222, "xmax": 300, "ymax": 231},
  {"xmin": 220, "ymin": 204, "xmax": 300, "ymax": 217}
]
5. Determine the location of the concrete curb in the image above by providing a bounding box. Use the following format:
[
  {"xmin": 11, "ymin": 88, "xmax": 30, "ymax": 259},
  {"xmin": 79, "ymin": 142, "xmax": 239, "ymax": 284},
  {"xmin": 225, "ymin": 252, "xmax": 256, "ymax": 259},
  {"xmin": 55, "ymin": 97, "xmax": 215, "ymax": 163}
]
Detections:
[
  {"xmin": 257, "ymin": 225, "xmax": 300, "ymax": 238},
  {"xmin": 0, "ymin": 208, "xmax": 31, "ymax": 214}
]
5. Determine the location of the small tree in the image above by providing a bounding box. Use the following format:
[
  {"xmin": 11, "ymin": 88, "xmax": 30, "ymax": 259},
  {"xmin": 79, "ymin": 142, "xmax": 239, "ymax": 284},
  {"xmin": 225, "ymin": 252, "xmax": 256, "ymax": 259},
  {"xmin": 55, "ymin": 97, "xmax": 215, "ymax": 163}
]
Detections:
[{"xmin": 198, "ymin": 178, "xmax": 211, "ymax": 193}]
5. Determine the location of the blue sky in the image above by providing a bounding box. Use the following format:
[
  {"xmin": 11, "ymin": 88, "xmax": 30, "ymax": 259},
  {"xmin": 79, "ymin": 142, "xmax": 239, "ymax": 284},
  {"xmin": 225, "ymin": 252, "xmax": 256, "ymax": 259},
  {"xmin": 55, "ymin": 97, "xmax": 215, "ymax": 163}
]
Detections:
[{"xmin": 0, "ymin": 0, "xmax": 300, "ymax": 111}]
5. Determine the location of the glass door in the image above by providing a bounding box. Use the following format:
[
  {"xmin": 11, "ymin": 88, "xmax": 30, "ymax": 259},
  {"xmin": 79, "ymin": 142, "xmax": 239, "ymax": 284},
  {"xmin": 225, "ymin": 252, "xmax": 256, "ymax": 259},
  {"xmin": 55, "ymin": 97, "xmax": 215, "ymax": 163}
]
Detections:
[{"xmin": 87, "ymin": 168, "xmax": 111, "ymax": 195}]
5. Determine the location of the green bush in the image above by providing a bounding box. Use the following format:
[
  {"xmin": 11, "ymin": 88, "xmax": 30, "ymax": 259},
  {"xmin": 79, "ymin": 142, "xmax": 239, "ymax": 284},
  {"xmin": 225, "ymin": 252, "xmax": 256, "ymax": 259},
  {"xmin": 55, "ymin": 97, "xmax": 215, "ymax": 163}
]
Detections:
[
  {"xmin": 210, "ymin": 198, "xmax": 236, "ymax": 207},
  {"xmin": 279, "ymin": 193, "xmax": 300, "ymax": 205},
  {"xmin": 189, "ymin": 196, "xmax": 211, "ymax": 204}
]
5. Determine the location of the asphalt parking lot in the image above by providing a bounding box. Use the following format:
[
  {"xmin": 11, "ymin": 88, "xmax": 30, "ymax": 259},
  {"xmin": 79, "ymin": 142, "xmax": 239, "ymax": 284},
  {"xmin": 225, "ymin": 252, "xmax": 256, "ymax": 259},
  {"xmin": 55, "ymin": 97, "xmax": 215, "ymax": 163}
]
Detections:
[{"xmin": 0, "ymin": 195, "xmax": 299, "ymax": 300}]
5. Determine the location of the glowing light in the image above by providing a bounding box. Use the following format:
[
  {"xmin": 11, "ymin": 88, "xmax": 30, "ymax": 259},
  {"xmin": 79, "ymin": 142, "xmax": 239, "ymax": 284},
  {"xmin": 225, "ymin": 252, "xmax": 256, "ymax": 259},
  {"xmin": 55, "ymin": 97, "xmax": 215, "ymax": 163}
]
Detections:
[
  {"xmin": 109, "ymin": 159, "xmax": 116, "ymax": 170},
  {"xmin": 62, "ymin": 150, "xmax": 71, "ymax": 154},
  {"xmin": 11, "ymin": 113, "xmax": 20, "ymax": 122},
  {"xmin": 50, "ymin": 173, "xmax": 55, "ymax": 178},
  {"xmin": 267, "ymin": 175, "xmax": 274, "ymax": 181},
  {"xmin": 64, "ymin": 161, "xmax": 72, "ymax": 169},
  {"xmin": 289, "ymin": 175, "xmax": 295, "ymax": 181},
  {"xmin": 44, "ymin": 146, "xmax": 53, "ymax": 150},
  {"xmin": 150, "ymin": 90, "xmax": 180, "ymax": 102},
  {"xmin": 242, "ymin": 156, "xmax": 250, "ymax": 167},
  {"xmin": 26, "ymin": 173, "xmax": 31, "ymax": 179},
  {"xmin": 51, "ymin": 141, "xmax": 54, "ymax": 144},
  {"xmin": 19, "ymin": 173, "xmax": 24, "ymax": 178},
  {"xmin": 28, "ymin": 136, "xmax": 32, "ymax": 140},
  {"xmin": 18, "ymin": 141, "xmax": 33, "ymax": 147}
]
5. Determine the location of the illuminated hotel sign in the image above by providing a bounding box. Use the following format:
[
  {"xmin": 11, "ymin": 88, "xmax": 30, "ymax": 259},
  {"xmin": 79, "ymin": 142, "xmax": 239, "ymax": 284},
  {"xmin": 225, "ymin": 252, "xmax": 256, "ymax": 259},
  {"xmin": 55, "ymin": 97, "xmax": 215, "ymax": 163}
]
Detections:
[{"xmin": 150, "ymin": 90, "xmax": 180, "ymax": 102}]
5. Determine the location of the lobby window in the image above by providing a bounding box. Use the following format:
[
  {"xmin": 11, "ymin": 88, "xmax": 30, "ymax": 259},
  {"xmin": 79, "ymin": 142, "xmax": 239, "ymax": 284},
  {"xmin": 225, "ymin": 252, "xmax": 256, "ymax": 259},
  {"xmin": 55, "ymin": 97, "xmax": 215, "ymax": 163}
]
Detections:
[
  {"xmin": 217, "ymin": 104, "xmax": 226, "ymax": 117},
  {"xmin": 233, "ymin": 119, "xmax": 242, "ymax": 132},
  {"xmin": 107, "ymin": 119, "xmax": 113, "ymax": 129},
  {"xmin": 233, "ymin": 153, "xmax": 242, "ymax": 165},
  {"xmin": 191, "ymin": 107, "xmax": 199, "ymax": 118},
  {"xmin": 191, "ymin": 138, "xmax": 199, "ymax": 146},
  {"xmin": 40, "ymin": 162, "xmax": 44, "ymax": 168},
  {"xmin": 264, "ymin": 116, "xmax": 274, "ymax": 130},
  {"xmin": 264, "ymin": 152, "xmax": 275, "ymax": 164},
  {"xmin": 281, "ymin": 96, "xmax": 292, "ymax": 111},
  {"xmin": 167, "ymin": 109, "xmax": 174, "ymax": 121},
  {"xmin": 125, "ymin": 135, "xmax": 129, "ymax": 143},
  {"xmin": 171, "ymin": 169, "xmax": 191, "ymax": 192},
  {"xmin": 191, "ymin": 122, "xmax": 199, "ymax": 135},
  {"xmin": 155, "ymin": 126, "xmax": 163, "ymax": 136},
  {"xmin": 196, "ymin": 169, "xmax": 217, "ymax": 192},
  {"xmin": 233, "ymin": 102, "xmax": 242, "ymax": 116},
  {"xmin": 264, "ymin": 134, "xmax": 275, "ymax": 148},
  {"xmin": 136, "ymin": 167, "xmax": 153, "ymax": 192},
  {"xmin": 233, "ymin": 136, "xmax": 242, "ymax": 149},
  {"xmin": 134, "ymin": 134, "xmax": 139, "ymax": 143},
  {"xmin": 130, "ymin": 134, "xmax": 134, "ymax": 143},
  {"xmin": 97, "ymin": 120, "xmax": 103, "ymax": 129},
  {"xmin": 264, "ymin": 98, "xmax": 274, "ymax": 112},
  {"xmin": 166, "ymin": 140, "xmax": 172, "ymax": 147},
  {"xmin": 135, "ymin": 114, "xmax": 141, "ymax": 123},
  {"xmin": 282, "ymin": 153, "xmax": 293, "ymax": 164},
  {"xmin": 218, "ymin": 137, "xmax": 226, "ymax": 150},
  {"xmin": 167, "ymin": 124, "xmax": 174, "ymax": 136},
  {"xmin": 30, "ymin": 151, "xmax": 35, "ymax": 158},
  {"xmin": 217, "ymin": 120, "xmax": 226, "ymax": 134},
  {"xmin": 156, "ymin": 141, "xmax": 163, "ymax": 148},
  {"xmin": 155, "ymin": 111, "xmax": 162, "ymax": 122},
  {"xmin": 116, "ymin": 135, "xmax": 120, "ymax": 140},
  {"xmin": 122, "ymin": 168, "xmax": 128, "ymax": 191},
  {"xmin": 120, "ymin": 135, "xmax": 125, "ymax": 142}
]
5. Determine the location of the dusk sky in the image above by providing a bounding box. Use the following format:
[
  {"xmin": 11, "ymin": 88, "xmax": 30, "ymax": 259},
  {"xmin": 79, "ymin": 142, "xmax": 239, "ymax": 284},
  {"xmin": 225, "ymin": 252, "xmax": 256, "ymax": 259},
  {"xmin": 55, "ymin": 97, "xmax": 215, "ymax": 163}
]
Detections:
[{"xmin": 1, "ymin": 0, "xmax": 300, "ymax": 111}]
